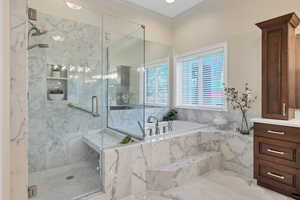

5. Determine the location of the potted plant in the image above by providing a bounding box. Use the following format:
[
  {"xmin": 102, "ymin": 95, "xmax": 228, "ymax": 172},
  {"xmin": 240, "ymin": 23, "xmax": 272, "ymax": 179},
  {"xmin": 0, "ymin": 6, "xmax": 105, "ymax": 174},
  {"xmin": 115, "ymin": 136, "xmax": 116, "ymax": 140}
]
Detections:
[
  {"xmin": 224, "ymin": 83, "xmax": 257, "ymax": 135},
  {"xmin": 162, "ymin": 109, "xmax": 178, "ymax": 121},
  {"xmin": 48, "ymin": 88, "xmax": 65, "ymax": 101}
]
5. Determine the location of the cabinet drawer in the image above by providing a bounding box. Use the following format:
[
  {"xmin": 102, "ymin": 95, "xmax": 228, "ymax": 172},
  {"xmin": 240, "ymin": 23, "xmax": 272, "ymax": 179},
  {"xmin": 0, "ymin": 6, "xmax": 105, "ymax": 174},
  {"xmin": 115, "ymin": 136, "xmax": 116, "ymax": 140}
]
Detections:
[
  {"xmin": 254, "ymin": 123, "xmax": 300, "ymax": 143},
  {"xmin": 261, "ymin": 142, "xmax": 294, "ymax": 160},
  {"xmin": 260, "ymin": 161, "xmax": 295, "ymax": 186},
  {"xmin": 256, "ymin": 159, "xmax": 300, "ymax": 194},
  {"xmin": 255, "ymin": 136, "xmax": 299, "ymax": 168}
]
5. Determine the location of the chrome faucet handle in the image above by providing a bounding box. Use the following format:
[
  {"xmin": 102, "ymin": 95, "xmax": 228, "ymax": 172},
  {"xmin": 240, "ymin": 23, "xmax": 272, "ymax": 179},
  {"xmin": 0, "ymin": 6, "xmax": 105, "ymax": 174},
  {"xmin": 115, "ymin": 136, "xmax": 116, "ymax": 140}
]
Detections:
[
  {"xmin": 155, "ymin": 126, "xmax": 160, "ymax": 135},
  {"xmin": 147, "ymin": 116, "xmax": 159, "ymax": 123},
  {"xmin": 168, "ymin": 121, "xmax": 173, "ymax": 131}
]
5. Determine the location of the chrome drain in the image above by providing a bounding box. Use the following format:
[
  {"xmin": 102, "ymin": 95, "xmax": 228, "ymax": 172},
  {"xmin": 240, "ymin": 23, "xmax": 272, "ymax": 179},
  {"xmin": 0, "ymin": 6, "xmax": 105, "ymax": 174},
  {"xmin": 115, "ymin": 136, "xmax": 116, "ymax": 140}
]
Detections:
[{"xmin": 66, "ymin": 176, "xmax": 74, "ymax": 180}]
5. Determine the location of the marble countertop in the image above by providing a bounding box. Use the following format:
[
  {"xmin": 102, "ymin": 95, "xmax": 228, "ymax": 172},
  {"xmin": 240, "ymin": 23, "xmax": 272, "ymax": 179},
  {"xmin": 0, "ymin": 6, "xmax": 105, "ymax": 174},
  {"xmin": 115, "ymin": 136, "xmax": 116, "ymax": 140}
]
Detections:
[{"xmin": 251, "ymin": 118, "xmax": 300, "ymax": 128}]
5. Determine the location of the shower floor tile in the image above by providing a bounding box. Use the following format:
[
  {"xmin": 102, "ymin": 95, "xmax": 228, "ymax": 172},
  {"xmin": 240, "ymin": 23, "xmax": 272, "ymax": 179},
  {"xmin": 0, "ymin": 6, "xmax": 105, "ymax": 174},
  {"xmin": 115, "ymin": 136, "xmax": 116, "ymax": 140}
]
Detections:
[{"xmin": 29, "ymin": 161, "xmax": 102, "ymax": 200}]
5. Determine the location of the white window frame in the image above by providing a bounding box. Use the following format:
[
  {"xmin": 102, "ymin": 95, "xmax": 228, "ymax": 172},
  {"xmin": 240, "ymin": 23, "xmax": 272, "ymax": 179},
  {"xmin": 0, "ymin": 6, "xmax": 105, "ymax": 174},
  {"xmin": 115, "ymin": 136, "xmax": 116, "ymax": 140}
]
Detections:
[
  {"xmin": 174, "ymin": 42, "xmax": 228, "ymax": 111},
  {"xmin": 142, "ymin": 57, "xmax": 170, "ymax": 107}
]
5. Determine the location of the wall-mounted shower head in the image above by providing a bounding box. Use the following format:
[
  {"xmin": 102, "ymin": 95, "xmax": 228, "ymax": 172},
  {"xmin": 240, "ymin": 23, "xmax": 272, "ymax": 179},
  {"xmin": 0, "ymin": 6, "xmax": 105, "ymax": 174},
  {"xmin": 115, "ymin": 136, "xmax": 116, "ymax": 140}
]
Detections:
[
  {"xmin": 28, "ymin": 21, "xmax": 48, "ymax": 38},
  {"xmin": 28, "ymin": 21, "xmax": 49, "ymax": 50},
  {"xmin": 31, "ymin": 30, "xmax": 48, "ymax": 37},
  {"xmin": 28, "ymin": 44, "xmax": 49, "ymax": 50}
]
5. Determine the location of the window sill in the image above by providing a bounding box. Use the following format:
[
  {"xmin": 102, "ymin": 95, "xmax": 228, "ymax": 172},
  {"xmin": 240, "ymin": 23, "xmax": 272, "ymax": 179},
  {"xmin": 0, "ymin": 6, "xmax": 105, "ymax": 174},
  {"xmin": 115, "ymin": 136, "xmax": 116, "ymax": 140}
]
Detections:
[
  {"xmin": 174, "ymin": 105, "xmax": 228, "ymax": 112},
  {"xmin": 145, "ymin": 104, "xmax": 169, "ymax": 108}
]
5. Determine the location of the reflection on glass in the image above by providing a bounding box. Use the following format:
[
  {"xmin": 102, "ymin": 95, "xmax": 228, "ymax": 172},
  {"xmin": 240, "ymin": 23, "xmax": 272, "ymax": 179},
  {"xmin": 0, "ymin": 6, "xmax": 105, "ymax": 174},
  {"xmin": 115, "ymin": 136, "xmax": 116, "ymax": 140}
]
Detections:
[{"xmin": 106, "ymin": 21, "xmax": 145, "ymax": 139}]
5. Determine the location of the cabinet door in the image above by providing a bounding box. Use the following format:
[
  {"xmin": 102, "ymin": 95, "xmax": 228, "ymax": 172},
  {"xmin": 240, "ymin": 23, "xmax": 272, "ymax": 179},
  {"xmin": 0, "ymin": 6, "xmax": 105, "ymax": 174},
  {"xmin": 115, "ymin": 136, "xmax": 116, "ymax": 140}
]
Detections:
[
  {"xmin": 296, "ymin": 34, "xmax": 300, "ymax": 108},
  {"xmin": 262, "ymin": 26, "xmax": 289, "ymax": 119}
]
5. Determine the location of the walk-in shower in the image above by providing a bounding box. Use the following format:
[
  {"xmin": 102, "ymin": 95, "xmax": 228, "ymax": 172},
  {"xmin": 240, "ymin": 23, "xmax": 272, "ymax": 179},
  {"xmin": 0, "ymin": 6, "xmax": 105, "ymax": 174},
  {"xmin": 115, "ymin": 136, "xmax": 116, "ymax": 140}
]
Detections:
[{"xmin": 27, "ymin": 1, "xmax": 145, "ymax": 199}]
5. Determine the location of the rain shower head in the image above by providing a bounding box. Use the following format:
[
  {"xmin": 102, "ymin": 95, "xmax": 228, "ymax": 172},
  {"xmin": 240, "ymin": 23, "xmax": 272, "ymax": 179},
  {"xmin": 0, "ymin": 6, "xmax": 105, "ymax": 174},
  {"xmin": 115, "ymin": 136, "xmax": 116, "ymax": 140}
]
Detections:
[{"xmin": 28, "ymin": 44, "xmax": 49, "ymax": 50}]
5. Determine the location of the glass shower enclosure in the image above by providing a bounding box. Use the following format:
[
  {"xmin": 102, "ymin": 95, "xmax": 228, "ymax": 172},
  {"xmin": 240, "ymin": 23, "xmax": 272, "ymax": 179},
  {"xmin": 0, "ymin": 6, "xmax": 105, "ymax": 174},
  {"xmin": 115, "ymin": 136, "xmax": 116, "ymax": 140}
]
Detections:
[
  {"xmin": 105, "ymin": 15, "xmax": 145, "ymax": 139},
  {"xmin": 27, "ymin": 1, "xmax": 145, "ymax": 199}
]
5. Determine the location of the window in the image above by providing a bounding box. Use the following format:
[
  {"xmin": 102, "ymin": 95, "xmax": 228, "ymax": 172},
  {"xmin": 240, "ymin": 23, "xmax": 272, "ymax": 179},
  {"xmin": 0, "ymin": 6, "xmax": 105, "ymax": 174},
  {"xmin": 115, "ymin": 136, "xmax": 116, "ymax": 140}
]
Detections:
[
  {"xmin": 175, "ymin": 43, "xmax": 227, "ymax": 110},
  {"xmin": 145, "ymin": 60, "xmax": 169, "ymax": 105}
]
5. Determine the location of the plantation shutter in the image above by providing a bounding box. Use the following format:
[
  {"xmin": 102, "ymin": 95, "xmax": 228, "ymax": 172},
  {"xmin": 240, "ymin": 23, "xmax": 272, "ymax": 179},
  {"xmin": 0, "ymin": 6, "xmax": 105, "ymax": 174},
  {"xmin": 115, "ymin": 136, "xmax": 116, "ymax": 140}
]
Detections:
[
  {"xmin": 182, "ymin": 59, "xmax": 200, "ymax": 105},
  {"xmin": 146, "ymin": 67, "xmax": 156, "ymax": 104},
  {"xmin": 145, "ymin": 62, "xmax": 169, "ymax": 105},
  {"xmin": 157, "ymin": 65, "xmax": 168, "ymax": 104},
  {"xmin": 176, "ymin": 44, "xmax": 226, "ymax": 110},
  {"xmin": 202, "ymin": 52, "xmax": 225, "ymax": 107}
]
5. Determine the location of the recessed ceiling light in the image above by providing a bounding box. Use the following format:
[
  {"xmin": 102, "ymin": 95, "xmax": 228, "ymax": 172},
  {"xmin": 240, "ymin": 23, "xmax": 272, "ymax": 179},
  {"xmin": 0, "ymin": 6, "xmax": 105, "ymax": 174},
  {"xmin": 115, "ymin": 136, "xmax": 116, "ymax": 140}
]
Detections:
[
  {"xmin": 65, "ymin": 0, "xmax": 82, "ymax": 10},
  {"xmin": 166, "ymin": 0, "xmax": 175, "ymax": 4}
]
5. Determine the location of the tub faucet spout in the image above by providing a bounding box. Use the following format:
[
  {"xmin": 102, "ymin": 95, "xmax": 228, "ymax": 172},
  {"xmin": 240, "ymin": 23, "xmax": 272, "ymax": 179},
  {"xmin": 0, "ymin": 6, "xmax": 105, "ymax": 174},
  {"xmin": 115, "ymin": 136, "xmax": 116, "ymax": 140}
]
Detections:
[{"xmin": 147, "ymin": 116, "xmax": 160, "ymax": 135}]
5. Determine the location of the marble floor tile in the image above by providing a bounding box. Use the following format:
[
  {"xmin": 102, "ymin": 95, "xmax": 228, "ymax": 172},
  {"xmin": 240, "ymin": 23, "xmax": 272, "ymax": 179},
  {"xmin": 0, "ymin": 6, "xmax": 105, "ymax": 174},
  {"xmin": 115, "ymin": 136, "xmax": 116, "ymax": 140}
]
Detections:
[
  {"xmin": 29, "ymin": 161, "xmax": 102, "ymax": 200},
  {"xmin": 121, "ymin": 170, "xmax": 294, "ymax": 200}
]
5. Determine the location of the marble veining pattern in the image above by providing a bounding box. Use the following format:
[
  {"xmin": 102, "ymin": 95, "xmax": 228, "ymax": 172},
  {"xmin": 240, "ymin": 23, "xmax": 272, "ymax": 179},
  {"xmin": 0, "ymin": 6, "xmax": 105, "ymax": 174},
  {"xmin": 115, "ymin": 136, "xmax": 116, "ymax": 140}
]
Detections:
[
  {"xmin": 146, "ymin": 152, "xmax": 222, "ymax": 191},
  {"xmin": 177, "ymin": 108, "xmax": 257, "ymax": 178},
  {"xmin": 28, "ymin": 13, "xmax": 103, "ymax": 173},
  {"xmin": 10, "ymin": 0, "xmax": 29, "ymax": 199},
  {"xmin": 102, "ymin": 129, "xmax": 226, "ymax": 199},
  {"xmin": 102, "ymin": 118, "xmax": 258, "ymax": 200},
  {"xmin": 120, "ymin": 170, "xmax": 294, "ymax": 200}
]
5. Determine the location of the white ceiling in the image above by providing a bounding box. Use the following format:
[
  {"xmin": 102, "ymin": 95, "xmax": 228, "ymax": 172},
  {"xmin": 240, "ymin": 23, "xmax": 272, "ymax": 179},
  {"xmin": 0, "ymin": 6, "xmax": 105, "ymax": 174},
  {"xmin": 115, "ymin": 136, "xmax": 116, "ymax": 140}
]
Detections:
[{"xmin": 124, "ymin": 0, "xmax": 204, "ymax": 18}]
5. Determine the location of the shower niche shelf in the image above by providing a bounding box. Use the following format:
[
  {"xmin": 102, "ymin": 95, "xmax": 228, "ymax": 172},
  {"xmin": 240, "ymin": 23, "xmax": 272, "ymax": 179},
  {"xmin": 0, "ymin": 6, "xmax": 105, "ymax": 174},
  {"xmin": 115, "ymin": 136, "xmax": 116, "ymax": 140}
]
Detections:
[
  {"xmin": 47, "ymin": 77, "xmax": 68, "ymax": 80},
  {"xmin": 47, "ymin": 64, "xmax": 68, "ymax": 102}
]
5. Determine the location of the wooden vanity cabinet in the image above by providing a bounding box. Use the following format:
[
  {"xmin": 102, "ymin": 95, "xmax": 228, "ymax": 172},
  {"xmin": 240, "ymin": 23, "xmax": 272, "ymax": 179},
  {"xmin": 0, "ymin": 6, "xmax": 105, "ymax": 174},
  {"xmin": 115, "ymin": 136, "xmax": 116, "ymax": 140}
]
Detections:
[
  {"xmin": 296, "ymin": 34, "xmax": 300, "ymax": 108},
  {"xmin": 254, "ymin": 123, "xmax": 300, "ymax": 198},
  {"xmin": 256, "ymin": 13, "xmax": 300, "ymax": 120}
]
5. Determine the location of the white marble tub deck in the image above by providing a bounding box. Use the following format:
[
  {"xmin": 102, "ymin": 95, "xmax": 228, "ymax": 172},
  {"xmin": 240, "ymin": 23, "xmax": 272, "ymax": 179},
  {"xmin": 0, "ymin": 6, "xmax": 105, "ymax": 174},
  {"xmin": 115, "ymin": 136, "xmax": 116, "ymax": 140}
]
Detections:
[
  {"xmin": 83, "ymin": 121, "xmax": 214, "ymax": 153},
  {"xmin": 162, "ymin": 120, "xmax": 212, "ymax": 136},
  {"xmin": 141, "ymin": 120, "xmax": 219, "ymax": 147},
  {"xmin": 82, "ymin": 130, "xmax": 126, "ymax": 153},
  {"xmin": 83, "ymin": 120, "xmax": 296, "ymax": 200}
]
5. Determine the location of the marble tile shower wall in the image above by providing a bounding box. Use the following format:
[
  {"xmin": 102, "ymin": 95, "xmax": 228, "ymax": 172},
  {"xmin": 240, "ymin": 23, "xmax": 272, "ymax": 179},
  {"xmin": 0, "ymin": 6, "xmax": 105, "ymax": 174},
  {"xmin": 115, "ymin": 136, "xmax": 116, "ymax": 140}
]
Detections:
[
  {"xmin": 28, "ymin": 13, "xmax": 103, "ymax": 173},
  {"xmin": 10, "ymin": 0, "xmax": 28, "ymax": 198}
]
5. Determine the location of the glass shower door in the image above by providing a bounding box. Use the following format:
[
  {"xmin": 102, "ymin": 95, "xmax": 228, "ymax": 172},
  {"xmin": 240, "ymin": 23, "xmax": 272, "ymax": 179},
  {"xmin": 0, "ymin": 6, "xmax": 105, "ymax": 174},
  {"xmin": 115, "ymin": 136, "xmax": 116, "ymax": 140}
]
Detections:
[
  {"xmin": 27, "ymin": 4, "xmax": 104, "ymax": 200},
  {"xmin": 105, "ymin": 16, "xmax": 145, "ymax": 139}
]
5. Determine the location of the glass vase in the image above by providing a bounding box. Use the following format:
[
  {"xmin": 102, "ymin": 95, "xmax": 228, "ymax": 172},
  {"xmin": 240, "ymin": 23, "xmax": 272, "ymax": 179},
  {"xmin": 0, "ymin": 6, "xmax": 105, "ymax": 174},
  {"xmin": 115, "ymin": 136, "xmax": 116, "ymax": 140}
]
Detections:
[{"xmin": 239, "ymin": 111, "xmax": 250, "ymax": 135}]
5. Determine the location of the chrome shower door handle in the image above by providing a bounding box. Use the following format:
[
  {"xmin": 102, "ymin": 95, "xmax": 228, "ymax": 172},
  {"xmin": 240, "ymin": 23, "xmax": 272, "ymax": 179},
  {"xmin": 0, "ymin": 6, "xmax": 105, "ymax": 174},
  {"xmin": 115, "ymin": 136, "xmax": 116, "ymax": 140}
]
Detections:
[{"xmin": 92, "ymin": 96, "xmax": 100, "ymax": 117}]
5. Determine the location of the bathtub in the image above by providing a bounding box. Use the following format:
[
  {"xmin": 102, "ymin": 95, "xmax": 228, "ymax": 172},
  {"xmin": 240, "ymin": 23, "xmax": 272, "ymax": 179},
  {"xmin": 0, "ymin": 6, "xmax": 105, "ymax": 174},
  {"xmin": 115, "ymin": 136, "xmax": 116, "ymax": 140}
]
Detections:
[
  {"xmin": 145, "ymin": 120, "xmax": 209, "ymax": 140},
  {"xmin": 83, "ymin": 121, "xmax": 208, "ymax": 153},
  {"xmin": 170, "ymin": 120, "xmax": 208, "ymax": 133}
]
